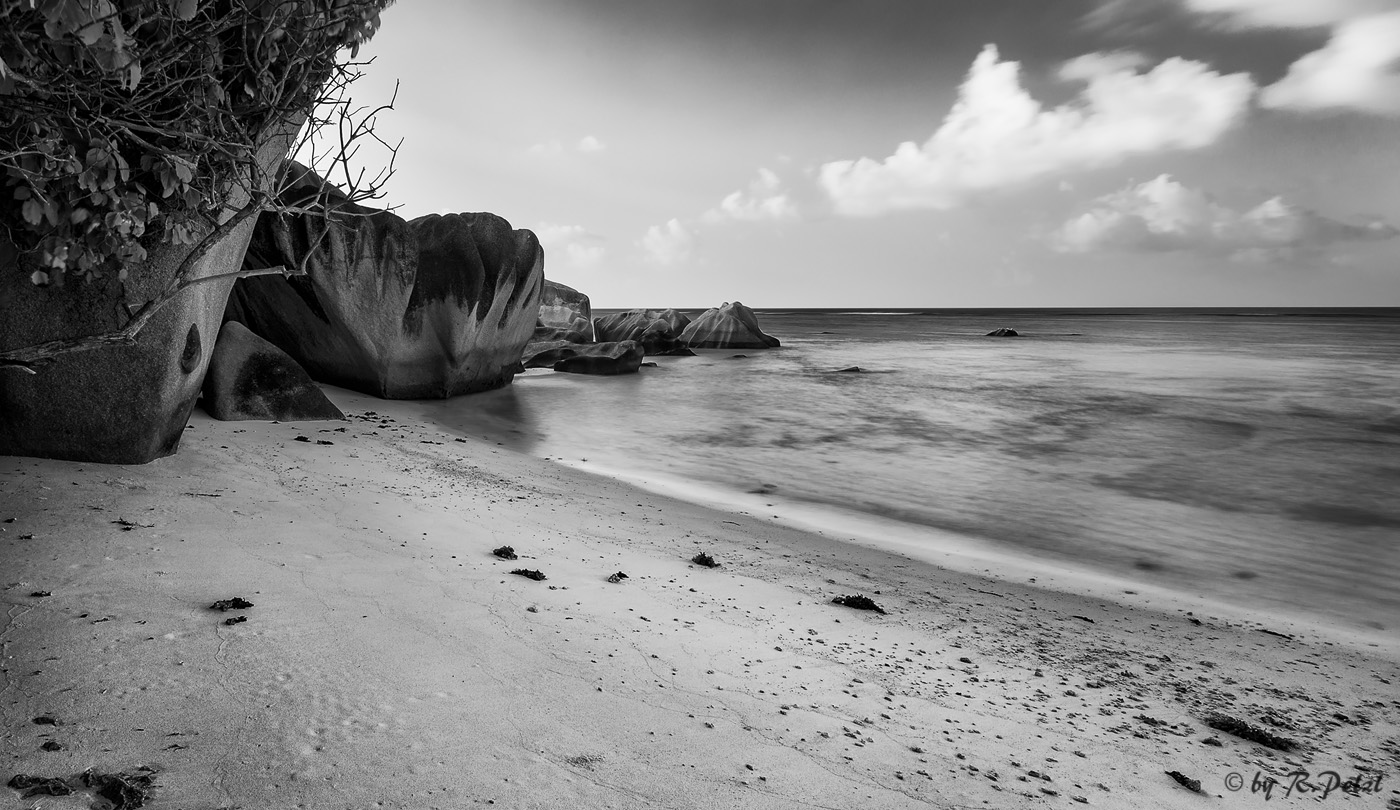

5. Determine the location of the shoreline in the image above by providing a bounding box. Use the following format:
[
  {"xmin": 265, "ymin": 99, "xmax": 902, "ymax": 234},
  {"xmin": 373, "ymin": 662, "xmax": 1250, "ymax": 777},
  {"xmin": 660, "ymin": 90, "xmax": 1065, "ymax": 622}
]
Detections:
[{"xmin": 2, "ymin": 387, "xmax": 1397, "ymax": 808}]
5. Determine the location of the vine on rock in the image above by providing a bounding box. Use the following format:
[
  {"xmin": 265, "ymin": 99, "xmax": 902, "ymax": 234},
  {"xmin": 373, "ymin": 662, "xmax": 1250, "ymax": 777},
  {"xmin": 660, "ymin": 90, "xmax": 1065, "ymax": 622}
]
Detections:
[{"xmin": 0, "ymin": 0, "xmax": 399, "ymax": 371}]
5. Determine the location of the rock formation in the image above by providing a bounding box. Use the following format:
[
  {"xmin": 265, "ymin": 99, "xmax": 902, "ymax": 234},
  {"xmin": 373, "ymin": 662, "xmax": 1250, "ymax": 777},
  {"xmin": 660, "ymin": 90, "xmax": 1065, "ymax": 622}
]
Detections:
[
  {"xmin": 521, "ymin": 339, "xmax": 643, "ymax": 375},
  {"xmin": 986, "ymin": 328, "xmax": 1020, "ymax": 337},
  {"xmin": 593, "ymin": 308, "xmax": 692, "ymax": 354},
  {"xmin": 536, "ymin": 280, "xmax": 593, "ymax": 343},
  {"xmin": 679, "ymin": 301, "xmax": 780, "ymax": 349},
  {"xmin": 226, "ymin": 163, "xmax": 543, "ymax": 399},
  {"xmin": 0, "ymin": 128, "xmax": 297, "ymax": 463},
  {"xmin": 203, "ymin": 321, "xmax": 344, "ymax": 422}
]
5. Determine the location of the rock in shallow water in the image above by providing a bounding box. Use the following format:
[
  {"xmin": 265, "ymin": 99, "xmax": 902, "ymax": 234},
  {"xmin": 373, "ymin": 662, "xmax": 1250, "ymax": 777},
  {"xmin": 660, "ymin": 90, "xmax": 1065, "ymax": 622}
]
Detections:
[
  {"xmin": 537, "ymin": 280, "xmax": 594, "ymax": 343},
  {"xmin": 203, "ymin": 322, "xmax": 343, "ymax": 422},
  {"xmin": 521, "ymin": 339, "xmax": 644, "ymax": 375},
  {"xmin": 593, "ymin": 308, "xmax": 692, "ymax": 354},
  {"xmin": 679, "ymin": 301, "xmax": 780, "ymax": 349},
  {"xmin": 226, "ymin": 163, "xmax": 543, "ymax": 399}
]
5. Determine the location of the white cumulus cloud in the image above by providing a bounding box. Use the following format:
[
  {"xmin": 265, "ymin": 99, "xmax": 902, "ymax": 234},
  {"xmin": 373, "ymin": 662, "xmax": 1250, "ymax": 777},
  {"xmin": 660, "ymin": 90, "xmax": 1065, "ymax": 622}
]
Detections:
[
  {"xmin": 577, "ymin": 135, "xmax": 607, "ymax": 153},
  {"xmin": 638, "ymin": 219, "xmax": 693, "ymax": 266},
  {"xmin": 702, "ymin": 168, "xmax": 799, "ymax": 223},
  {"xmin": 1178, "ymin": 0, "xmax": 1400, "ymax": 115},
  {"xmin": 819, "ymin": 45, "xmax": 1255, "ymax": 216},
  {"xmin": 1259, "ymin": 10, "xmax": 1400, "ymax": 115},
  {"xmin": 1051, "ymin": 174, "xmax": 1398, "ymax": 261},
  {"xmin": 534, "ymin": 222, "xmax": 607, "ymax": 271}
]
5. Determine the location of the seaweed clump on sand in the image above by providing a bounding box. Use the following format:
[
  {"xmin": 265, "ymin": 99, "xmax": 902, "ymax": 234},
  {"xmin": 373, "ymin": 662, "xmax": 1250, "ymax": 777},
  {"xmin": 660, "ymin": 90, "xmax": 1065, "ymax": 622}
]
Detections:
[
  {"xmin": 7, "ymin": 767, "xmax": 157, "ymax": 808},
  {"xmin": 690, "ymin": 552, "xmax": 719, "ymax": 568},
  {"xmin": 8, "ymin": 774, "xmax": 73, "ymax": 798},
  {"xmin": 511, "ymin": 569, "xmax": 546, "ymax": 581},
  {"xmin": 1165, "ymin": 771, "xmax": 1203, "ymax": 793},
  {"xmin": 492, "ymin": 546, "xmax": 518, "ymax": 560},
  {"xmin": 209, "ymin": 597, "xmax": 253, "ymax": 611},
  {"xmin": 832, "ymin": 594, "xmax": 886, "ymax": 614},
  {"xmin": 1203, "ymin": 713, "xmax": 1296, "ymax": 751}
]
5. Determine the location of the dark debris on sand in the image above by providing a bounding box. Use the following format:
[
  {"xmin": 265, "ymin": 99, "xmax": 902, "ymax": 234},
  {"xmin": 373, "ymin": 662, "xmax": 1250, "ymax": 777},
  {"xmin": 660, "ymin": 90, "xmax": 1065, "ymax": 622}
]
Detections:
[
  {"xmin": 606, "ymin": 572, "xmax": 629, "ymax": 583},
  {"xmin": 1165, "ymin": 770, "xmax": 1203, "ymax": 793},
  {"xmin": 223, "ymin": 616, "xmax": 247, "ymax": 626},
  {"xmin": 8, "ymin": 774, "xmax": 72, "ymax": 798},
  {"xmin": 492, "ymin": 546, "xmax": 518, "ymax": 560},
  {"xmin": 832, "ymin": 594, "xmax": 887, "ymax": 614},
  {"xmin": 1204, "ymin": 713, "xmax": 1296, "ymax": 751},
  {"xmin": 691, "ymin": 552, "xmax": 720, "ymax": 568},
  {"xmin": 511, "ymin": 569, "xmax": 546, "ymax": 581},
  {"xmin": 7, "ymin": 768, "xmax": 157, "ymax": 808},
  {"xmin": 209, "ymin": 597, "xmax": 253, "ymax": 612}
]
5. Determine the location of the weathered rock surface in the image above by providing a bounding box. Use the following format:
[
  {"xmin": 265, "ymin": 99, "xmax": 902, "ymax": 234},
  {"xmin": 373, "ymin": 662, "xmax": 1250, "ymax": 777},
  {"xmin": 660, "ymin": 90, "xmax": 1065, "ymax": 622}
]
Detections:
[
  {"xmin": 593, "ymin": 308, "xmax": 692, "ymax": 354},
  {"xmin": 537, "ymin": 280, "xmax": 593, "ymax": 343},
  {"xmin": 0, "ymin": 126, "xmax": 297, "ymax": 463},
  {"xmin": 226, "ymin": 163, "xmax": 543, "ymax": 399},
  {"xmin": 679, "ymin": 301, "xmax": 780, "ymax": 349},
  {"xmin": 203, "ymin": 321, "xmax": 343, "ymax": 422},
  {"xmin": 521, "ymin": 340, "xmax": 643, "ymax": 375}
]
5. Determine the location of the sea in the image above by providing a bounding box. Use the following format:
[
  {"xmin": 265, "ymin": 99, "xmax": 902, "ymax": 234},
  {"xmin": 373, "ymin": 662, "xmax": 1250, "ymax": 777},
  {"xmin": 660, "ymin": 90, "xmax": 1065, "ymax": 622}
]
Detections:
[{"xmin": 450, "ymin": 308, "xmax": 1400, "ymax": 634}]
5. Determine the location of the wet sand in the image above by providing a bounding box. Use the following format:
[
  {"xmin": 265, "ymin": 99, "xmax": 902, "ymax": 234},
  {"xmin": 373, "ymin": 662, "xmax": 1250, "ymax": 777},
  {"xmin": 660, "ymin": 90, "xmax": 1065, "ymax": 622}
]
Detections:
[{"xmin": 2, "ymin": 386, "xmax": 1397, "ymax": 808}]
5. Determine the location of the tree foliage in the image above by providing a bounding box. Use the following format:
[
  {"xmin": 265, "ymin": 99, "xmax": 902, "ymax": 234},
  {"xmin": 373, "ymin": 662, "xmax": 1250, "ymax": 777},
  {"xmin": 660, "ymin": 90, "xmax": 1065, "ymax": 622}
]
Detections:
[{"xmin": 0, "ymin": 0, "xmax": 395, "ymax": 288}]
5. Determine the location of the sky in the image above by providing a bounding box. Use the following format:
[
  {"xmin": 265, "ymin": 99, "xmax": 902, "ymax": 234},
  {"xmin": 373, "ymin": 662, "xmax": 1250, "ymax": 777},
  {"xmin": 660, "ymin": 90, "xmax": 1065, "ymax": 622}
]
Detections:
[{"xmin": 339, "ymin": 0, "xmax": 1400, "ymax": 308}]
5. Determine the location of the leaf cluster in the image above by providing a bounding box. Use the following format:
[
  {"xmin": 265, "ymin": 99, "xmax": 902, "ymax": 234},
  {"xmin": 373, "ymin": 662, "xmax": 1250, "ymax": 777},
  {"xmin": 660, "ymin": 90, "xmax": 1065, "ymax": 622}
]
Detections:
[{"xmin": 0, "ymin": 0, "xmax": 394, "ymax": 287}]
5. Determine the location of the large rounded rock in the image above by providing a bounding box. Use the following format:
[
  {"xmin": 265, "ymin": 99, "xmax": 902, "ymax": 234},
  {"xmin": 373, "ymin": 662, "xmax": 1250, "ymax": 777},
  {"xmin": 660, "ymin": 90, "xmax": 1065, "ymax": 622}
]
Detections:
[
  {"xmin": 203, "ymin": 321, "xmax": 344, "ymax": 422},
  {"xmin": 593, "ymin": 308, "xmax": 691, "ymax": 354},
  {"xmin": 537, "ymin": 280, "xmax": 593, "ymax": 343},
  {"xmin": 679, "ymin": 301, "xmax": 780, "ymax": 349},
  {"xmin": 521, "ymin": 340, "xmax": 643, "ymax": 375},
  {"xmin": 226, "ymin": 164, "xmax": 544, "ymax": 399},
  {"xmin": 0, "ymin": 127, "xmax": 298, "ymax": 463}
]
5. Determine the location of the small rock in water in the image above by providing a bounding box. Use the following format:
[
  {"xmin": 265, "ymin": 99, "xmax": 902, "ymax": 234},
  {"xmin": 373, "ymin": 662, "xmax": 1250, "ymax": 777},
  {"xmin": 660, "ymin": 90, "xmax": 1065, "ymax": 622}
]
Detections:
[
  {"xmin": 985, "ymin": 328, "xmax": 1019, "ymax": 337},
  {"xmin": 835, "ymin": 366, "xmax": 863, "ymax": 373}
]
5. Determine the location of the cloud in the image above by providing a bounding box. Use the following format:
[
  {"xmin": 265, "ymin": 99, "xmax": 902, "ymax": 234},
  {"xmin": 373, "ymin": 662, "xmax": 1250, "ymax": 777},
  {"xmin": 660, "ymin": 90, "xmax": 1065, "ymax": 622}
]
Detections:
[
  {"xmin": 1182, "ymin": 0, "xmax": 1397, "ymax": 28},
  {"xmin": 702, "ymin": 168, "xmax": 799, "ymax": 223},
  {"xmin": 1050, "ymin": 174, "xmax": 1398, "ymax": 261},
  {"xmin": 534, "ymin": 222, "xmax": 607, "ymax": 271},
  {"xmin": 819, "ymin": 45, "xmax": 1254, "ymax": 216},
  {"xmin": 528, "ymin": 136, "xmax": 609, "ymax": 156},
  {"xmin": 577, "ymin": 135, "xmax": 607, "ymax": 153},
  {"xmin": 638, "ymin": 219, "xmax": 693, "ymax": 266},
  {"xmin": 1164, "ymin": 0, "xmax": 1400, "ymax": 115},
  {"xmin": 1258, "ymin": 10, "xmax": 1400, "ymax": 114}
]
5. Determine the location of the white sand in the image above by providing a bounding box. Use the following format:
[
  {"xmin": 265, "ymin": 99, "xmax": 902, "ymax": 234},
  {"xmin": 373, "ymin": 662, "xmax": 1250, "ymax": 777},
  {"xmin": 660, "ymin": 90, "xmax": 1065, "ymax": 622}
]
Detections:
[{"xmin": 2, "ymin": 386, "xmax": 1397, "ymax": 809}]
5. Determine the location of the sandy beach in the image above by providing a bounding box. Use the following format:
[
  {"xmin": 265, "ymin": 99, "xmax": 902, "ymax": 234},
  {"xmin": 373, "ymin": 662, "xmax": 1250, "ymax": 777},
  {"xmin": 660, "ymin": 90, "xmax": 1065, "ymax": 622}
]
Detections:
[{"xmin": 3, "ymin": 386, "xmax": 1397, "ymax": 809}]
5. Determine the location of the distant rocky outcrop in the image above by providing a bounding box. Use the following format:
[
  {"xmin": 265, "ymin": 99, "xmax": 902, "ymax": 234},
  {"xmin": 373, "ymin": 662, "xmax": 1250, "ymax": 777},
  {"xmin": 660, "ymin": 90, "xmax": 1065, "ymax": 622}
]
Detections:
[
  {"xmin": 986, "ymin": 328, "xmax": 1020, "ymax": 337},
  {"xmin": 521, "ymin": 339, "xmax": 643, "ymax": 375},
  {"xmin": 225, "ymin": 163, "xmax": 543, "ymax": 399},
  {"xmin": 203, "ymin": 322, "xmax": 344, "ymax": 422},
  {"xmin": 593, "ymin": 308, "xmax": 692, "ymax": 354},
  {"xmin": 679, "ymin": 302, "xmax": 780, "ymax": 349},
  {"xmin": 536, "ymin": 280, "xmax": 593, "ymax": 343}
]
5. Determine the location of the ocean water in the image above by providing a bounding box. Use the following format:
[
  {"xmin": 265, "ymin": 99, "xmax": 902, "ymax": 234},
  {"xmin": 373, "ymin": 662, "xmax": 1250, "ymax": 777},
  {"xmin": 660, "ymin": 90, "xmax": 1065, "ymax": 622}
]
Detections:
[{"xmin": 451, "ymin": 309, "xmax": 1400, "ymax": 631}]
